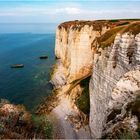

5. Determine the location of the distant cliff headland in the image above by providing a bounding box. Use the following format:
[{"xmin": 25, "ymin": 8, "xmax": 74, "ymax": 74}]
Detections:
[{"xmin": 1, "ymin": 19, "xmax": 140, "ymax": 139}]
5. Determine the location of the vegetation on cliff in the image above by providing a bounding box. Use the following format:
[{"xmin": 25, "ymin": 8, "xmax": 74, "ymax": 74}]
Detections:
[
  {"xmin": 58, "ymin": 20, "xmax": 114, "ymax": 31},
  {"xmin": 97, "ymin": 26, "xmax": 124, "ymax": 48},
  {"xmin": 0, "ymin": 99, "xmax": 53, "ymax": 139},
  {"xmin": 58, "ymin": 20, "xmax": 140, "ymax": 51},
  {"xmin": 97, "ymin": 22, "xmax": 140, "ymax": 48},
  {"xmin": 58, "ymin": 19, "xmax": 140, "ymax": 32},
  {"xmin": 75, "ymin": 76, "xmax": 90, "ymax": 115},
  {"xmin": 31, "ymin": 115, "xmax": 53, "ymax": 139},
  {"xmin": 36, "ymin": 89, "xmax": 59, "ymax": 114}
]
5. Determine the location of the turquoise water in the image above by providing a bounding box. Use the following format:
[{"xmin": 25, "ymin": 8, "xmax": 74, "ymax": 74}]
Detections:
[{"xmin": 0, "ymin": 33, "xmax": 55, "ymax": 112}]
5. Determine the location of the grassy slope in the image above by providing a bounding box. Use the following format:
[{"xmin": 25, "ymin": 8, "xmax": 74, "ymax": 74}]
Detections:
[{"xmin": 98, "ymin": 22, "xmax": 140, "ymax": 48}]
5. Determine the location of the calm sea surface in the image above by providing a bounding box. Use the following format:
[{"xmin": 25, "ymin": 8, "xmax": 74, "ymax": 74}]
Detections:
[{"xmin": 0, "ymin": 23, "xmax": 57, "ymax": 112}]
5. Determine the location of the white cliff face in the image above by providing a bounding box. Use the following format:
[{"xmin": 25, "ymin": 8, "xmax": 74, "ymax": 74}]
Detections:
[
  {"xmin": 90, "ymin": 33, "xmax": 140, "ymax": 138},
  {"xmin": 52, "ymin": 25, "xmax": 103, "ymax": 86},
  {"xmin": 50, "ymin": 21, "xmax": 111, "ymax": 139},
  {"xmin": 50, "ymin": 20, "xmax": 140, "ymax": 139}
]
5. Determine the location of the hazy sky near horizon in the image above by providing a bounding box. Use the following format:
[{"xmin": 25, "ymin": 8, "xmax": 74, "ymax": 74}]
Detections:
[{"xmin": 0, "ymin": 0, "xmax": 140, "ymax": 23}]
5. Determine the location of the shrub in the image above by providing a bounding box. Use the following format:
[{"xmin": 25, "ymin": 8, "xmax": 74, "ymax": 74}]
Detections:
[
  {"xmin": 0, "ymin": 99, "xmax": 9, "ymax": 107},
  {"xmin": 104, "ymin": 126, "xmax": 140, "ymax": 139},
  {"xmin": 109, "ymin": 19, "xmax": 120, "ymax": 22},
  {"xmin": 32, "ymin": 115, "xmax": 53, "ymax": 139},
  {"xmin": 0, "ymin": 124, "xmax": 4, "ymax": 134},
  {"xmin": 76, "ymin": 77, "xmax": 90, "ymax": 115},
  {"xmin": 118, "ymin": 130, "xmax": 139, "ymax": 139}
]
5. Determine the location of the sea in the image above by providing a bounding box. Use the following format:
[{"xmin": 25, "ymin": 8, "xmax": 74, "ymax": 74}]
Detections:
[{"xmin": 0, "ymin": 23, "xmax": 58, "ymax": 112}]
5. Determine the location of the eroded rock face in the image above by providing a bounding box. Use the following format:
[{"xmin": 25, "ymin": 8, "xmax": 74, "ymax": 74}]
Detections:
[
  {"xmin": 50, "ymin": 21, "xmax": 112, "ymax": 139},
  {"xmin": 104, "ymin": 71, "xmax": 140, "ymax": 136},
  {"xmin": 90, "ymin": 33, "xmax": 140, "ymax": 138},
  {"xmin": 52, "ymin": 23, "xmax": 109, "ymax": 87},
  {"xmin": 51, "ymin": 20, "xmax": 140, "ymax": 139}
]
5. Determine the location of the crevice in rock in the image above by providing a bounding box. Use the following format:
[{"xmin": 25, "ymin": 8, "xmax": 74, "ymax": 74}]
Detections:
[
  {"xmin": 106, "ymin": 109, "xmax": 122, "ymax": 123},
  {"xmin": 127, "ymin": 46, "xmax": 134, "ymax": 64}
]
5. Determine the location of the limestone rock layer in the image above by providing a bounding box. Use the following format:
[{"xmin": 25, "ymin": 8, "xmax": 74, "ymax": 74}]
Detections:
[
  {"xmin": 90, "ymin": 32, "xmax": 140, "ymax": 138},
  {"xmin": 52, "ymin": 20, "xmax": 140, "ymax": 138}
]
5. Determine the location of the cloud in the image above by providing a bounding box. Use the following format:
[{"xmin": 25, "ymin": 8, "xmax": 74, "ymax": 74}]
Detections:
[
  {"xmin": 0, "ymin": 13, "xmax": 17, "ymax": 16},
  {"xmin": 53, "ymin": 7, "xmax": 81, "ymax": 14},
  {"xmin": 0, "ymin": 6, "xmax": 83, "ymax": 16},
  {"xmin": 0, "ymin": 5, "xmax": 140, "ymax": 23},
  {"xmin": 85, "ymin": 9, "xmax": 140, "ymax": 15}
]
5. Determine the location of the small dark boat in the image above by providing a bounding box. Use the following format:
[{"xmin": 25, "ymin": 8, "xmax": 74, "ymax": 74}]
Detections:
[
  {"xmin": 39, "ymin": 55, "xmax": 48, "ymax": 59},
  {"xmin": 11, "ymin": 64, "xmax": 24, "ymax": 68}
]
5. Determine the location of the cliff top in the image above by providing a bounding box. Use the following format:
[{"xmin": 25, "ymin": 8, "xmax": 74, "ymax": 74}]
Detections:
[
  {"xmin": 97, "ymin": 22, "xmax": 140, "ymax": 48},
  {"xmin": 58, "ymin": 19, "xmax": 140, "ymax": 48},
  {"xmin": 58, "ymin": 19, "xmax": 140, "ymax": 31}
]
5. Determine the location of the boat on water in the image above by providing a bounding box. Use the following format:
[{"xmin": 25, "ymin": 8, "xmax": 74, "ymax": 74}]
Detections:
[
  {"xmin": 39, "ymin": 55, "xmax": 48, "ymax": 59},
  {"xmin": 11, "ymin": 64, "xmax": 24, "ymax": 68}
]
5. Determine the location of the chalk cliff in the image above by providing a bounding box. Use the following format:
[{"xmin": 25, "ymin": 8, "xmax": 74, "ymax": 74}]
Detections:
[
  {"xmin": 52, "ymin": 20, "xmax": 115, "ymax": 87},
  {"xmin": 90, "ymin": 30, "xmax": 140, "ymax": 138},
  {"xmin": 50, "ymin": 20, "xmax": 140, "ymax": 139},
  {"xmin": 50, "ymin": 20, "xmax": 110, "ymax": 139}
]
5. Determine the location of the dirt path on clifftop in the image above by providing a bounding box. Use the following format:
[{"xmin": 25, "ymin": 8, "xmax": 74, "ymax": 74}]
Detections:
[{"xmin": 48, "ymin": 95, "xmax": 91, "ymax": 139}]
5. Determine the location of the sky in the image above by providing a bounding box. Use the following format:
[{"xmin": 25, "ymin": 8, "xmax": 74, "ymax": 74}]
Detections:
[{"xmin": 0, "ymin": 0, "xmax": 140, "ymax": 23}]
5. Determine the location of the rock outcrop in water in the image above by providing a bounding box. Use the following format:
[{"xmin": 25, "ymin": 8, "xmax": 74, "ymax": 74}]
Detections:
[{"xmin": 49, "ymin": 20, "xmax": 140, "ymax": 139}]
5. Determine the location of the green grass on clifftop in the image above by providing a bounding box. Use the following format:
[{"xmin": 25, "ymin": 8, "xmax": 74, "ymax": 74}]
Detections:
[
  {"xmin": 98, "ymin": 22, "xmax": 140, "ymax": 48},
  {"xmin": 97, "ymin": 26, "xmax": 124, "ymax": 48}
]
